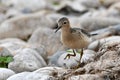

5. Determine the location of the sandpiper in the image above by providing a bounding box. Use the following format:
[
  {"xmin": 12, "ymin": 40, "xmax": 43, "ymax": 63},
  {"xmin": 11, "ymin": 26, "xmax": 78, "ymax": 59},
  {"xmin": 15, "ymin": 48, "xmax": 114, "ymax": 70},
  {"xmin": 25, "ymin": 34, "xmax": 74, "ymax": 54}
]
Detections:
[{"xmin": 55, "ymin": 17, "xmax": 94, "ymax": 61}]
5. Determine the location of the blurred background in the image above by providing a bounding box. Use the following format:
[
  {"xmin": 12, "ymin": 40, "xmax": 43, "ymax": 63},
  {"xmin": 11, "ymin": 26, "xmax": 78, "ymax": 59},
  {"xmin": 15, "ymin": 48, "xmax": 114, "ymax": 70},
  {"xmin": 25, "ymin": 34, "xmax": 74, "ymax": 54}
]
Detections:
[
  {"xmin": 0, "ymin": 0, "xmax": 120, "ymax": 80},
  {"xmin": 0, "ymin": 0, "xmax": 120, "ymax": 39}
]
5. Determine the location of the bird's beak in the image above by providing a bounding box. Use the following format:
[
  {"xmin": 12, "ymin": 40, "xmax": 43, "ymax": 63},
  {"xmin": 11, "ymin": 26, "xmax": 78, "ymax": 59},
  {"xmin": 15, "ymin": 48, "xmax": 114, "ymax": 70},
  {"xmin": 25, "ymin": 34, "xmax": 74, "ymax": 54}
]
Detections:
[{"xmin": 55, "ymin": 26, "xmax": 61, "ymax": 33}]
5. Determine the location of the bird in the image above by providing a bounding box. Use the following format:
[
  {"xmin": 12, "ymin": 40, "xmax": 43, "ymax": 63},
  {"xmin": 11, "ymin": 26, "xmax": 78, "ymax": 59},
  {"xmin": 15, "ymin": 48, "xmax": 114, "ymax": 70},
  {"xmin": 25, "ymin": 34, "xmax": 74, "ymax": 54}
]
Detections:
[{"xmin": 55, "ymin": 17, "xmax": 95, "ymax": 62}]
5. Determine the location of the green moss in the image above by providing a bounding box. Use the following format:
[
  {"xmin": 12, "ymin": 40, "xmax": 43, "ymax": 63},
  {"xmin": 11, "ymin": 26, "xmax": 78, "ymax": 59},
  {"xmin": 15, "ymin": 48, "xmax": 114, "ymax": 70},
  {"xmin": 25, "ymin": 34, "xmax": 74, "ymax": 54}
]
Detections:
[
  {"xmin": 0, "ymin": 56, "xmax": 13, "ymax": 68},
  {"xmin": 52, "ymin": 1, "xmax": 60, "ymax": 6}
]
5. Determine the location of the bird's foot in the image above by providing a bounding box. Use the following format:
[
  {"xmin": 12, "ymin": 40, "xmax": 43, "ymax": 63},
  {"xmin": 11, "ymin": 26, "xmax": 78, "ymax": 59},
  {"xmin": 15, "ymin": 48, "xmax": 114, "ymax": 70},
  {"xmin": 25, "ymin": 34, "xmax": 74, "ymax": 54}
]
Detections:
[
  {"xmin": 64, "ymin": 53, "xmax": 76, "ymax": 60},
  {"xmin": 64, "ymin": 49, "xmax": 76, "ymax": 59},
  {"xmin": 64, "ymin": 54, "xmax": 71, "ymax": 59}
]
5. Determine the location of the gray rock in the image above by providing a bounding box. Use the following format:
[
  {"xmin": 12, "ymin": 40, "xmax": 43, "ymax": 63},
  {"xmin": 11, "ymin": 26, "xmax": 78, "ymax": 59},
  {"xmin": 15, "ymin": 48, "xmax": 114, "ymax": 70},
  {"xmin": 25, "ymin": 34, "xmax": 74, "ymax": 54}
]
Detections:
[
  {"xmin": 0, "ymin": 11, "xmax": 56, "ymax": 40},
  {"xmin": 88, "ymin": 40, "xmax": 100, "ymax": 51},
  {"xmin": 0, "ymin": 46, "xmax": 12, "ymax": 56},
  {"xmin": 0, "ymin": 4, "xmax": 8, "ymax": 13},
  {"xmin": 28, "ymin": 27, "xmax": 65, "ymax": 56},
  {"xmin": 7, "ymin": 67, "xmax": 67, "ymax": 80},
  {"xmin": 1, "ymin": 0, "xmax": 46, "ymax": 12},
  {"xmin": 25, "ymin": 67, "xmax": 67, "ymax": 80},
  {"xmin": 88, "ymin": 36, "xmax": 120, "ymax": 51},
  {"xmin": 0, "ymin": 38, "xmax": 47, "ymax": 60},
  {"xmin": 57, "ymin": 49, "xmax": 96, "ymax": 68},
  {"xmin": 107, "ymin": 2, "xmax": 120, "ymax": 18},
  {"xmin": 65, "ymin": 43, "xmax": 120, "ymax": 80},
  {"xmin": 78, "ymin": 0, "xmax": 120, "ymax": 8},
  {"xmin": 99, "ymin": 0, "xmax": 120, "ymax": 7},
  {"xmin": 79, "ymin": 17, "xmax": 120, "ymax": 31},
  {"xmin": 0, "ymin": 5, "xmax": 8, "ymax": 23},
  {"xmin": 6, "ymin": 9, "xmax": 23, "ymax": 18},
  {"xmin": 90, "ymin": 25, "xmax": 120, "ymax": 37},
  {"xmin": 51, "ymin": 0, "xmax": 87, "ymax": 13},
  {"xmin": 68, "ymin": 74, "xmax": 105, "ymax": 80},
  {"xmin": 7, "ymin": 72, "xmax": 31, "ymax": 80},
  {"xmin": 73, "ymin": 43, "xmax": 120, "ymax": 80},
  {"xmin": 0, "ymin": 38, "xmax": 26, "ymax": 44},
  {"xmin": 83, "ymin": 50, "xmax": 120, "ymax": 75},
  {"xmin": 0, "ymin": 38, "xmax": 27, "ymax": 56},
  {"xmin": 80, "ymin": 0, "xmax": 101, "ymax": 8},
  {"xmin": 81, "ymin": 50, "xmax": 96, "ymax": 63},
  {"xmin": 48, "ymin": 51, "xmax": 66, "ymax": 66},
  {"xmin": 0, "ymin": 68, "xmax": 15, "ymax": 80},
  {"xmin": 80, "ymin": 9, "xmax": 107, "ymax": 18},
  {"xmin": 29, "ymin": 44, "xmax": 47, "ymax": 61},
  {"xmin": 49, "ymin": 0, "xmax": 119, "ymax": 14},
  {"xmin": 0, "ymin": 13, "xmax": 6, "ymax": 24},
  {"xmin": 8, "ymin": 48, "xmax": 47, "ymax": 73}
]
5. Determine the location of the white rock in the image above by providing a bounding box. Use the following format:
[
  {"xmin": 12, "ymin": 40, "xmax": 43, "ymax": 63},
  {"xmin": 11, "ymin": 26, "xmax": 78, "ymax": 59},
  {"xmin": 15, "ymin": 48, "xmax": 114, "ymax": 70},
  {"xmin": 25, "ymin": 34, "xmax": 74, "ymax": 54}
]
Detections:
[
  {"xmin": 29, "ymin": 44, "xmax": 47, "ymax": 61},
  {"xmin": 13, "ymin": 40, "xmax": 47, "ymax": 60},
  {"xmin": 7, "ymin": 67, "xmax": 67, "ymax": 80},
  {"xmin": 0, "ymin": 13, "xmax": 6, "ymax": 24},
  {"xmin": 0, "ymin": 38, "xmax": 27, "ymax": 56},
  {"xmin": 0, "ymin": 38, "xmax": 26, "ymax": 44},
  {"xmin": 82, "ymin": 50, "xmax": 96, "ymax": 63},
  {"xmin": 48, "ymin": 51, "xmax": 66, "ymax": 66},
  {"xmin": 80, "ymin": 0, "xmax": 101, "ymax": 8},
  {"xmin": 6, "ymin": 9, "xmax": 23, "ymax": 18},
  {"xmin": 0, "ymin": 11, "xmax": 55, "ymax": 40},
  {"xmin": 107, "ymin": 2, "xmax": 120, "ymax": 18},
  {"xmin": 8, "ymin": 48, "xmax": 47, "ymax": 73},
  {"xmin": 28, "ymin": 27, "xmax": 65, "ymax": 56},
  {"xmin": 50, "ymin": 0, "xmax": 87, "ymax": 12},
  {"xmin": 25, "ymin": 67, "xmax": 66, "ymax": 80},
  {"xmin": 7, "ymin": 72, "xmax": 31, "ymax": 80},
  {"xmin": 69, "ymin": 74, "xmax": 104, "ymax": 80},
  {"xmin": 88, "ymin": 36, "xmax": 120, "ymax": 51},
  {"xmin": 76, "ymin": 0, "xmax": 120, "ymax": 8},
  {"xmin": 0, "ymin": 68, "xmax": 15, "ymax": 80},
  {"xmin": 99, "ymin": 0, "xmax": 120, "ymax": 6},
  {"xmin": 79, "ymin": 17, "xmax": 120, "ymax": 31},
  {"xmin": 0, "ymin": 46, "xmax": 12, "ymax": 56},
  {"xmin": 1, "ymin": 0, "xmax": 46, "ymax": 12},
  {"xmin": 83, "ymin": 50, "xmax": 120, "ymax": 77},
  {"xmin": 57, "ymin": 49, "xmax": 96, "ymax": 68},
  {"xmin": 0, "ymin": 38, "xmax": 47, "ymax": 60}
]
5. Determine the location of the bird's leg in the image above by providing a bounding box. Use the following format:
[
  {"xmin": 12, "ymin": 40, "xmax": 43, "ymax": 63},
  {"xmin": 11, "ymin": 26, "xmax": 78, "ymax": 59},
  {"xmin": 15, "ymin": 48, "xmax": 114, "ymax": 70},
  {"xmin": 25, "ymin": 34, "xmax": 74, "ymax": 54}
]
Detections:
[
  {"xmin": 74, "ymin": 49, "xmax": 84, "ymax": 67},
  {"xmin": 64, "ymin": 49, "xmax": 76, "ymax": 59},
  {"xmin": 79, "ymin": 48, "xmax": 83, "ymax": 62},
  {"xmin": 73, "ymin": 49, "xmax": 76, "ymax": 56}
]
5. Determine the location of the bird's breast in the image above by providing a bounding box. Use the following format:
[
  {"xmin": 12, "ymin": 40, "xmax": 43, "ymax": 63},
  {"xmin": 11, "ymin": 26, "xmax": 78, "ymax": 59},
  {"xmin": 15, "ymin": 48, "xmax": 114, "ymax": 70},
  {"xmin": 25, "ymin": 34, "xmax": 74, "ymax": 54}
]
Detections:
[{"xmin": 61, "ymin": 33, "xmax": 91, "ymax": 49}]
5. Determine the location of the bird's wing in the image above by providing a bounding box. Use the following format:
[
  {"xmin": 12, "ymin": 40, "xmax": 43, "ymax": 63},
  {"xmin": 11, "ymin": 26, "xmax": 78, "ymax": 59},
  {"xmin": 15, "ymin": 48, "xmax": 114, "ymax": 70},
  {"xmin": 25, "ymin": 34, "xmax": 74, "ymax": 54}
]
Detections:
[{"xmin": 70, "ymin": 28, "xmax": 91, "ymax": 37}]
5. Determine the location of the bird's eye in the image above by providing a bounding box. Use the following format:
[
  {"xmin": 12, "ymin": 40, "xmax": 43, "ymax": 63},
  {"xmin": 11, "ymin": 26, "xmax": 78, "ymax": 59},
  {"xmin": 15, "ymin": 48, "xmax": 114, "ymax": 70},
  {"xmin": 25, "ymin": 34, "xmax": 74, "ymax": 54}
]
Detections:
[{"xmin": 63, "ymin": 22, "xmax": 67, "ymax": 24}]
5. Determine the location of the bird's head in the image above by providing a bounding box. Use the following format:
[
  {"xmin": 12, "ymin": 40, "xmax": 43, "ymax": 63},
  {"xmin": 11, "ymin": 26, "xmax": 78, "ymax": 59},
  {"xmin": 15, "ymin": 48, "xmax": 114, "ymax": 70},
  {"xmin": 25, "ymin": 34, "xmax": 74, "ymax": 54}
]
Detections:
[{"xmin": 55, "ymin": 17, "xmax": 70, "ymax": 33}]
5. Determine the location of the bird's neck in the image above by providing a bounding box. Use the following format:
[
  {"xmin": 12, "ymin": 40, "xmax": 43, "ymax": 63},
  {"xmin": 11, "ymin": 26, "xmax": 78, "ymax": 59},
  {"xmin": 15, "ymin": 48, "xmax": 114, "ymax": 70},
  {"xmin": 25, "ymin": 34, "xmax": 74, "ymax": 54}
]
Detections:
[{"xmin": 61, "ymin": 26, "xmax": 71, "ymax": 36}]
